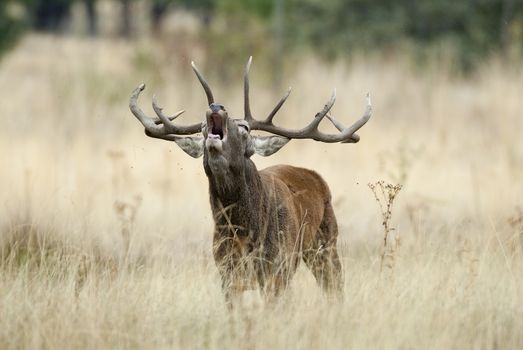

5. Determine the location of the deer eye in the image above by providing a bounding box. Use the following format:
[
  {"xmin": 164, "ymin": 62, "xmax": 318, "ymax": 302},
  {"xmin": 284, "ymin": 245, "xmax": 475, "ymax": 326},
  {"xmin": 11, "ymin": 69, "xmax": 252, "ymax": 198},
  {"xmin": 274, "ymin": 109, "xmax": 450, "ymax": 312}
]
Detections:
[{"xmin": 238, "ymin": 124, "xmax": 249, "ymax": 132}]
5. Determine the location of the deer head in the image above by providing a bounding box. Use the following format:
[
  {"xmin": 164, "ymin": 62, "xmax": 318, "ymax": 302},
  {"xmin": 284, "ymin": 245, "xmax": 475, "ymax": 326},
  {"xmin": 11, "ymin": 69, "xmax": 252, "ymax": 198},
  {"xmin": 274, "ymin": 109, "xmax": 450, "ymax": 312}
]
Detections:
[{"xmin": 129, "ymin": 57, "xmax": 372, "ymax": 163}]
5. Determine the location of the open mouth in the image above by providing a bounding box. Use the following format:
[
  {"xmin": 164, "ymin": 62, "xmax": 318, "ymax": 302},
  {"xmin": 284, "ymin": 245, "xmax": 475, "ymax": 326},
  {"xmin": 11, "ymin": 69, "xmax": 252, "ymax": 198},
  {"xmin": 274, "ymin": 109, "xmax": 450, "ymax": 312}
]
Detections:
[{"xmin": 208, "ymin": 113, "xmax": 225, "ymax": 140}]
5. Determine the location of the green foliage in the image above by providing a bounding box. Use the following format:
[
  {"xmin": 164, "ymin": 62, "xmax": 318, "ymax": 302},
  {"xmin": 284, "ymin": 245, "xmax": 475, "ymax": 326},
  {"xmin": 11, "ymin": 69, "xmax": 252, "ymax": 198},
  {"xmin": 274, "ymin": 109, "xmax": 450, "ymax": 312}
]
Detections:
[
  {"xmin": 2, "ymin": 0, "xmax": 523, "ymax": 70},
  {"xmin": 159, "ymin": 0, "xmax": 272, "ymax": 18},
  {"xmin": 217, "ymin": 0, "xmax": 273, "ymax": 18},
  {"xmin": 404, "ymin": 0, "xmax": 514, "ymax": 68},
  {"xmin": 0, "ymin": 2, "xmax": 26, "ymax": 58},
  {"xmin": 24, "ymin": 0, "xmax": 75, "ymax": 31},
  {"xmin": 284, "ymin": 0, "xmax": 523, "ymax": 67},
  {"xmin": 164, "ymin": 0, "xmax": 523, "ymax": 71}
]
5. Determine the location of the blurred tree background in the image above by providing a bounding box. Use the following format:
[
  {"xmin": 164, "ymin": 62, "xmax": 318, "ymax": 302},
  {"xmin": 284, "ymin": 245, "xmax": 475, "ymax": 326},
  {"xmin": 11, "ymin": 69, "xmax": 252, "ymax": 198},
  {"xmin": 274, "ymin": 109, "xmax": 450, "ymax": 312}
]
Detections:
[{"xmin": 1, "ymin": 0, "xmax": 522, "ymax": 75}]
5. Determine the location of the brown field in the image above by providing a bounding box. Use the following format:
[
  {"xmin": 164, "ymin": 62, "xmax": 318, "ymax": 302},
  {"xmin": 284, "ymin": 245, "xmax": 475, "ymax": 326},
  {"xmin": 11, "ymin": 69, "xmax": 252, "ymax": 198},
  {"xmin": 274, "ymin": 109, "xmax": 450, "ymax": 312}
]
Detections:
[{"xmin": 0, "ymin": 34, "xmax": 522, "ymax": 349}]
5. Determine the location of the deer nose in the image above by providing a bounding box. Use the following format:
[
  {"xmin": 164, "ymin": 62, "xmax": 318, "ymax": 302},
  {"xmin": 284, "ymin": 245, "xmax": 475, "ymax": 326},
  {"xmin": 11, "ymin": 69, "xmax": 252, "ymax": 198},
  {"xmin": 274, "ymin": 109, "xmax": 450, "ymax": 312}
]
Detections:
[{"xmin": 209, "ymin": 103, "xmax": 225, "ymax": 113}]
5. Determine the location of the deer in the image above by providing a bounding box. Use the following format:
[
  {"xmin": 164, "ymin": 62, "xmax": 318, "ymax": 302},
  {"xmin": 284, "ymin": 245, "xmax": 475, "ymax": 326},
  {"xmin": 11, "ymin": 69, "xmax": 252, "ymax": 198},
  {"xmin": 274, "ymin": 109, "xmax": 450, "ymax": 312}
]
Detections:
[{"xmin": 129, "ymin": 57, "xmax": 371, "ymax": 305}]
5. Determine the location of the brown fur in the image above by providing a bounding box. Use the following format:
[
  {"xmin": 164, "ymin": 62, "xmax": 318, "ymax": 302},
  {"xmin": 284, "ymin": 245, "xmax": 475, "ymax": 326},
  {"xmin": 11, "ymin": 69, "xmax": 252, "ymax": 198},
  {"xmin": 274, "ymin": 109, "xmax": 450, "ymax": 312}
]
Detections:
[{"xmin": 207, "ymin": 139, "xmax": 343, "ymax": 303}]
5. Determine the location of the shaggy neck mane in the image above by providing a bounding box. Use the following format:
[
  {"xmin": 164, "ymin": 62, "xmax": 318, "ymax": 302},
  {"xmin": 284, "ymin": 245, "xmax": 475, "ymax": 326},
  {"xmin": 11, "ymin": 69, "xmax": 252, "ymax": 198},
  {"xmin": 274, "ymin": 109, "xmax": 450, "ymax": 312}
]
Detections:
[{"xmin": 206, "ymin": 158, "xmax": 267, "ymax": 239}]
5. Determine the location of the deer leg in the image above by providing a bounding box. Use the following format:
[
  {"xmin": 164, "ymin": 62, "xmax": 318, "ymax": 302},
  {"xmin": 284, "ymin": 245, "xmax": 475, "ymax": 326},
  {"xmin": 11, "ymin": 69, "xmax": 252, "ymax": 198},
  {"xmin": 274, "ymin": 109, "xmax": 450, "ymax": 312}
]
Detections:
[
  {"xmin": 221, "ymin": 274, "xmax": 235, "ymax": 310},
  {"xmin": 215, "ymin": 257, "xmax": 241, "ymax": 309},
  {"xmin": 213, "ymin": 237, "xmax": 239, "ymax": 309},
  {"xmin": 303, "ymin": 245, "xmax": 343, "ymax": 298},
  {"xmin": 260, "ymin": 273, "xmax": 286, "ymax": 306},
  {"xmin": 256, "ymin": 258, "xmax": 290, "ymax": 305},
  {"xmin": 303, "ymin": 203, "xmax": 344, "ymax": 298}
]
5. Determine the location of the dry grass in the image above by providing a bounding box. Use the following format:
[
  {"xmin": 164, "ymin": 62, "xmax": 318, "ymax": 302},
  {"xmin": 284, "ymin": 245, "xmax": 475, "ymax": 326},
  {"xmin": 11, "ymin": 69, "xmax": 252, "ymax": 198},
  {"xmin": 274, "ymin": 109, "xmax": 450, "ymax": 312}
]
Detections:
[
  {"xmin": 0, "ymin": 34, "xmax": 522, "ymax": 349},
  {"xmin": 368, "ymin": 181, "xmax": 402, "ymax": 274}
]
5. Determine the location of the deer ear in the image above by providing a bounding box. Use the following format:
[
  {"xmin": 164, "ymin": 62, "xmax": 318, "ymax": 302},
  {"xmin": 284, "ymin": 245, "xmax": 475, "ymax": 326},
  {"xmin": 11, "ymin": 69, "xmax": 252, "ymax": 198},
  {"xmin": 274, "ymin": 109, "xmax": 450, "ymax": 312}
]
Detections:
[
  {"xmin": 173, "ymin": 136, "xmax": 204, "ymax": 158},
  {"xmin": 252, "ymin": 136, "xmax": 290, "ymax": 156}
]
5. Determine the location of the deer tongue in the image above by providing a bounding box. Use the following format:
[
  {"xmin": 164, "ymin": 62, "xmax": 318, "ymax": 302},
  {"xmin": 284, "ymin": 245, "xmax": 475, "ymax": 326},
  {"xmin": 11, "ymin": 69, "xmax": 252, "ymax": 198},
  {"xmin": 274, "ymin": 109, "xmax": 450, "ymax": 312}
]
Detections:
[{"xmin": 210, "ymin": 113, "xmax": 224, "ymax": 139}]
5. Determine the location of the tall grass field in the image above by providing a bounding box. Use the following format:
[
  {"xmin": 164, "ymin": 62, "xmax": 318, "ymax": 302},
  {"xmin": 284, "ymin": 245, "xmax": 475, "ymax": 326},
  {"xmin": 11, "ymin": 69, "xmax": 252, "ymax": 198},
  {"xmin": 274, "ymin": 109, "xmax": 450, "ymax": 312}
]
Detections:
[{"xmin": 0, "ymin": 34, "xmax": 522, "ymax": 349}]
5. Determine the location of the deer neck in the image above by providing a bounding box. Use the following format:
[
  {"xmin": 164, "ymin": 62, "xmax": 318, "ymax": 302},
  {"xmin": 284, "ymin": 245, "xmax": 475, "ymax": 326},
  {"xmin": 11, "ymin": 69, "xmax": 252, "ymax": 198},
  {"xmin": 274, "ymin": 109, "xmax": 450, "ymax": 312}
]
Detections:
[{"xmin": 205, "ymin": 158, "xmax": 265, "ymax": 237}]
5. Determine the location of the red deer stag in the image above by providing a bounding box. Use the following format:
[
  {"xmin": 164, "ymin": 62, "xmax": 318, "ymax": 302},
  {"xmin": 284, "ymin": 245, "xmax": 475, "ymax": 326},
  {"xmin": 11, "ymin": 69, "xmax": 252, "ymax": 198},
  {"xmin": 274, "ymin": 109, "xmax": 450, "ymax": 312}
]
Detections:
[{"xmin": 129, "ymin": 57, "xmax": 371, "ymax": 304}]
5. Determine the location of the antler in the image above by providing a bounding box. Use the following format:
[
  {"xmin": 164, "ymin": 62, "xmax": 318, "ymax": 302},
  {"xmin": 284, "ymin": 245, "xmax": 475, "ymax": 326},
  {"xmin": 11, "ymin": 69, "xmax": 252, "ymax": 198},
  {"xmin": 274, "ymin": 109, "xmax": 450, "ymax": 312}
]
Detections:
[
  {"xmin": 191, "ymin": 61, "xmax": 214, "ymax": 106},
  {"xmin": 243, "ymin": 58, "xmax": 372, "ymax": 143},
  {"xmin": 129, "ymin": 83, "xmax": 202, "ymax": 137},
  {"xmin": 129, "ymin": 60, "xmax": 217, "ymax": 140},
  {"xmin": 244, "ymin": 56, "xmax": 292, "ymax": 126}
]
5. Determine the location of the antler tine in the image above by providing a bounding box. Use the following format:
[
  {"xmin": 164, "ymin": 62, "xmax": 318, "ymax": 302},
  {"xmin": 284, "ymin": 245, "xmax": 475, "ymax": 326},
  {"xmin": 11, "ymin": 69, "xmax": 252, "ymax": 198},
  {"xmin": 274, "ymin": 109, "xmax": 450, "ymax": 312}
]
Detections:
[
  {"xmin": 243, "ymin": 56, "xmax": 291, "ymax": 126},
  {"xmin": 244, "ymin": 56, "xmax": 253, "ymax": 122},
  {"xmin": 191, "ymin": 61, "xmax": 214, "ymax": 106},
  {"xmin": 130, "ymin": 84, "xmax": 164, "ymax": 136},
  {"xmin": 153, "ymin": 114, "xmax": 183, "ymax": 125},
  {"xmin": 308, "ymin": 89, "xmax": 336, "ymax": 130},
  {"xmin": 326, "ymin": 113, "xmax": 344, "ymax": 132},
  {"xmin": 316, "ymin": 92, "xmax": 371, "ymax": 143},
  {"xmin": 152, "ymin": 94, "xmax": 185, "ymax": 126},
  {"xmin": 250, "ymin": 92, "xmax": 372, "ymax": 143},
  {"xmin": 265, "ymin": 87, "xmax": 292, "ymax": 124},
  {"xmin": 337, "ymin": 93, "xmax": 372, "ymax": 143},
  {"xmin": 129, "ymin": 84, "xmax": 202, "ymax": 137},
  {"xmin": 326, "ymin": 113, "xmax": 361, "ymax": 143}
]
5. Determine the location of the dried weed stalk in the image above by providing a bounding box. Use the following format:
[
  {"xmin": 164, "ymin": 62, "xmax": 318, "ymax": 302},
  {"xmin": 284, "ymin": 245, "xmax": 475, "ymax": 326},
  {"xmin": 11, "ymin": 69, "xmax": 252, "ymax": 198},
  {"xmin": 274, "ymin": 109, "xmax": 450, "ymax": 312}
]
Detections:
[
  {"xmin": 508, "ymin": 206, "xmax": 523, "ymax": 255},
  {"xmin": 368, "ymin": 181, "xmax": 402, "ymax": 273},
  {"xmin": 108, "ymin": 150, "xmax": 142, "ymax": 258},
  {"xmin": 114, "ymin": 196, "xmax": 142, "ymax": 255},
  {"xmin": 457, "ymin": 238, "xmax": 479, "ymax": 288}
]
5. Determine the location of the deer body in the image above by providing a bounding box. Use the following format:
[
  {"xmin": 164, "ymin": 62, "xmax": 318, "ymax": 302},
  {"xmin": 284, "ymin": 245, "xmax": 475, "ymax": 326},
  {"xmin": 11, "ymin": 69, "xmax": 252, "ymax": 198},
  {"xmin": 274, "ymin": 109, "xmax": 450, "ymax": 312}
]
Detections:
[
  {"xmin": 208, "ymin": 161, "xmax": 342, "ymax": 299},
  {"xmin": 129, "ymin": 57, "xmax": 371, "ymax": 304}
]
